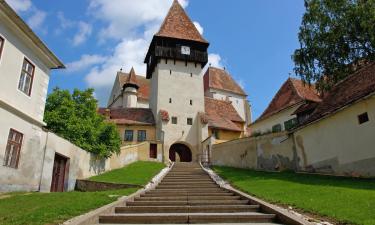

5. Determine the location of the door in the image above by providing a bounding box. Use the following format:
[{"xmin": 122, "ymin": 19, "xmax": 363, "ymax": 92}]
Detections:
[
  {"xmin": 50, "ymin": 154, "xmax": 68, "ymax": 192},
  {"xmin": 150, "ymin": 143, "xmax": 157, "ymax": 159}
]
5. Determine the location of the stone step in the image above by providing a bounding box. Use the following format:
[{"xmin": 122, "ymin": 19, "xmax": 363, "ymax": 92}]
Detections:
[
  {"xmin": 134, "ymin": 195, "xmax": 241, "ymax": 201},
  {"xmin": 115, "ymin": 205, "xmax": 260, "ymax": 214},
  {"xmin": 142, "ymin": 192, "xmax": 235, "ymax": 197},
  {"xmin": 99, "ymin": 212, "xmax": 275, "ymax": 224},
  {"xmin": 159, "ymin": 181, "xmax": 215, "ymax": 185},
  {"xmin": 150, "ymin": 188, "xmax": 227, "ymax": 193},
  {"xmin": 156, "ymin": 185, "xmax": 219, "ymax": 189},
  {"xmin": 127, "ymin": 200, "xmax": 249, "ymax": 206}
]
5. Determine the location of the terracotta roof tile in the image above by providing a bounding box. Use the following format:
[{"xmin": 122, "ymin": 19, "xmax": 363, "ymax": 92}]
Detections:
[
  {"xmin": 124, "ymin": 67, "xmax": 139, "ymax": 88},
  {"xmin": 155, "ymin": 0, "xmax": 208, "ymax": 43},
  {"xmin": 300, "ymin": 62, "xmax": 375, "ymax": 126},
  {"xmin": 257, "ymin": 78, "xmax": 321, "ymax": 122},
  {"xmin": 98, "ymin": 108, "xmax": 155, "ymax": 126},
  {"xmin": 118, "ymin": 72, "xmax": 150, "ymax": 101},
  {"xmin": 204, "ymin": 67, "xmax": 247, "ymax": 96},
  {"xmin": 205, "ymin": 97, "xmax": 244, "ymax": 132}
]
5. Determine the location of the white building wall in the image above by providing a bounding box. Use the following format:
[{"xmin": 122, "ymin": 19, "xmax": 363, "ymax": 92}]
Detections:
[
  {"xmin": 151, "ymin": 60, "xmax": 208, "ymax": 160},
  {"xmin": 249, "ymin": 104, "xmax": 302, "ymax": 134},
  {"xmin": 0, "ymin": 20, "xmax": 50, "ymax": 124}
]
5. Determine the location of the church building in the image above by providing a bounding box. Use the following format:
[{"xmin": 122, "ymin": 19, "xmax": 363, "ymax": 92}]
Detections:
[{"xmin": 99, "ymin": 0, "xmax": 251, "ymax": 162}]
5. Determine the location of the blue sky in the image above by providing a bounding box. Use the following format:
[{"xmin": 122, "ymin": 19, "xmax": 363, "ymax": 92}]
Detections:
[{"xmin": 6, "ymin": 0, "xmax": 305, "ymax": 120}]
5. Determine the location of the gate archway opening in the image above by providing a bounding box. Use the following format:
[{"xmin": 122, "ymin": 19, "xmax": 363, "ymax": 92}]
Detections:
[{"xmin": 169, "ymin": 143, "xmax": 192, "ymax": 162}]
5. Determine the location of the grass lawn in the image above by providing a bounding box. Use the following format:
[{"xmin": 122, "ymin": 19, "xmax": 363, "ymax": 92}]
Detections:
[
  {"xmin": 89, "ymin": 161, "xmax": 165, "ymax": 185},
  {"xmin": 0, "ymin": 161, "xmax": 165, "ymax": 225},
  {"xmin": 213, "ymin": 166, "xmax": 375, "ymax": 225}
]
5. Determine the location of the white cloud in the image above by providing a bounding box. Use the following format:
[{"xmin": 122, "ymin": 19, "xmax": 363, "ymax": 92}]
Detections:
[
  {"xmin": 5, "ymin": 0, "xmax": 31, "ymax": 12},
  {"xmin": 27, "ymin": 9, "xmax": 47, "ymax": 30},
  {"xmin": 83, "ymin": 0, "xmax": 197, "ymax": 104},
  {"xmin": 193, "ymin": 21, "xmax": 203, "ymax": 35},
  {"xmin": 73, "ymin": 22, "xmax": 92, "ymax": 46},
  {"xmin": 208, "ymin": 53, "xmax": 224, "ymax": 68},
  {"xmin": 66, "ymin": 54, "xmax": 107, "ymax": 73}
]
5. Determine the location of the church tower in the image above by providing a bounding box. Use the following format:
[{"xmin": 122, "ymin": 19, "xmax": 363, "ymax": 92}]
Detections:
[
  {"xmin": 122, "ymin": 67, "xmax": 139, "ymax": 108},
  {"xmin": 144, "ymin": 0, "xmax": 209, "ymax": 162}
]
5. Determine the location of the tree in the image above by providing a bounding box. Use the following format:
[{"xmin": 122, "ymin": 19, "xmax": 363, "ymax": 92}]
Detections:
[
  {"xmin": 44, "ymin": 88, "xmax": 121, "ymax": 158},
  {"xmin": 293, "ymin": 0, "xmax": 375, "ymax": 91}
]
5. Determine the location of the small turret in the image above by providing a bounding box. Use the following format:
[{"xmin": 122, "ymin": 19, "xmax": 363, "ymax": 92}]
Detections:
[{"xmin": 122, "ymin": 67, "xmax": 139, "ymax": 108}]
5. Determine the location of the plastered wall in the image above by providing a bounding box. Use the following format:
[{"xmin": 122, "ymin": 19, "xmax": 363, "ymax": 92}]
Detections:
[{"xmin": 211, "ymin": 132, "xmax": 296, "ymax": 171}]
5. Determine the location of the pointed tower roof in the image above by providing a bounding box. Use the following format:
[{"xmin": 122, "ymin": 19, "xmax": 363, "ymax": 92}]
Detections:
[
  {"xmin": 123, "ymin": 67, "xmax": 139, "ymax": 89},
  {"xmin": 155, "ymin": 0, "xmax": 208, "ymax": 43}
]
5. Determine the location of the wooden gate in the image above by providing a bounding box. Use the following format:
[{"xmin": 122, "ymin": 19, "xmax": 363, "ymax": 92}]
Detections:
[{"xmin": 50, "ymin": 154, "xmax": 69, "ymax": 192}]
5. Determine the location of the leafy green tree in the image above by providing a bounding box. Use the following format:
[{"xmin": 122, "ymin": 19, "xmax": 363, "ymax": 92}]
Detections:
[
  {"xmin": 293, "ymin": 0, "xmax": 375, "ymax": 91},
  {"xmin": 44, "ymin": 88, "xmax": 121, "ymax": 158}
]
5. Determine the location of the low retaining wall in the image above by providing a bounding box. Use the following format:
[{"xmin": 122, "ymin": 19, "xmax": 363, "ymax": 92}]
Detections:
[
  {"xmin": 211, "ymin": 132, "xmax": 296, "ymax": 171},
  {"xmin": 75, "ymin": 180, "xmax": 142, "ymax": 192}
]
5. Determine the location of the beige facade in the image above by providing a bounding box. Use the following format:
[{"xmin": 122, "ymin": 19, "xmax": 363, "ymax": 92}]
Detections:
[
  {"xmin": 151, "ymin": 60, "xmax": 208, "ymax": 161},
  {"xmin": 249, "ymin": 104, "xmax": 301, "ymax": 134},
  {"xmin": 116, "ymin": 125, "xmax": 156, "ymax": 145},
  {"xmin": 294, "ymin": 95, "xmax": 375, "ymax": 177}
]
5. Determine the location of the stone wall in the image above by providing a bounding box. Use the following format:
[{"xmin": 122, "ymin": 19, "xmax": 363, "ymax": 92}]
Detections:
[{"xmin": 211, "ymin": 132, "xmax": 296, "ymax": 171}]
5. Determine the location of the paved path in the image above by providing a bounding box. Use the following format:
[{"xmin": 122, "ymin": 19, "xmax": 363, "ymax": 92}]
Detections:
[{"xmin": 98, "ymin": 163, "xmax": 282, "ymax": 224}]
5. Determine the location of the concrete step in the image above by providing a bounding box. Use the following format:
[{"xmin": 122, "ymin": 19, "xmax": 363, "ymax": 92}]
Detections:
[
  {"xmin": 142, "ymin": 192, "xmax": 235, "ymax": 197},
  {"xmin": 134, "ymin": 196, "xmax": 241, "ymax": 201},
  {"xmin": 99, "ymin": 212, "xmax": 275, "ymax": 224},
  {"xmin": 156, "ymin": 185, "xmax": 219, "ymax": 189},
  {"xmin": 115, "ymin": 205, "xmax": 260, "ymax": 214},
  {"xmin": 127, "ymin": 200, "xmax": 249, "ymax": 206},
  {"xmin": 159, "ymin": 181, "xmax": 215, "ymax": 185},
  {"xmin": 150, "ymin": 188, "xmax": 227, "ymax": 193}
]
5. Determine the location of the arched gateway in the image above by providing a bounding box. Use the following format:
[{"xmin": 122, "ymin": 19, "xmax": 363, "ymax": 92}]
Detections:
[{"xmin": 169, "ymin": 143, "xmax": 192, "ymax": 162}]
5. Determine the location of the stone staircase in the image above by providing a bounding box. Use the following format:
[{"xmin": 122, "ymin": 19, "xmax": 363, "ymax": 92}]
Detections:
[{"xmin": 98, "ymin": 163, "xmax": 281, "ymax": 224}]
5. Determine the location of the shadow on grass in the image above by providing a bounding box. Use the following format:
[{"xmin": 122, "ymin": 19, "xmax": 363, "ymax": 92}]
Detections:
[{"xmin": 213, "ymin": 166, "xmax": 375, "ymax": 191}]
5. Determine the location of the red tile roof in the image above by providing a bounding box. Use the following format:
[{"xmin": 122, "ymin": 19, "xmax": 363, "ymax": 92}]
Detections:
[
  {"xmin": 124, "ymin": 67, "xmax": 139, "ymax": 88},
  {"xmin": 204, "ymin": 67, "xmax": 247, "ymax": 96},
  {"xmin": 256, "ymin": 78, "xmax": 321, "ymax": 122},
  {"xmin": 118, "ymin": 72, "xmax": 150, "ymax": 101},
  {"xmin": 300, "ymin": 62, "xmax": 375, "ymax": 126},
  {"xmin": 205, "ymin": 97, "xmax": 244, "ymax": 132},
  {"xmin": 98, "ymin": 108, "xmax": 155, "ymax": 126},
  {"xmin": 155, "ymin": 0, "xmax": 208, "ymax": 43}
]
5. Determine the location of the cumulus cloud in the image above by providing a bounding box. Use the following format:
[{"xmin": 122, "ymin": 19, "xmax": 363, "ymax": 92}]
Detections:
[
  {"xmin": 193, "ymin": 21, "xmax": 203, "ymax": 35},
  {"xmin": 5, "ymin": 0, "xmax": 31, "ymax": 12},
  {"xmin": 208, "ymin": 53, "xmax": 224, "ymax": 68},
  {"xmin": 73, "ymin": 22, "xmax": 92, "ymax": 46},
  {"xmin": 66, "ymin": 54, "xmax": 107, "ymax": 73}
]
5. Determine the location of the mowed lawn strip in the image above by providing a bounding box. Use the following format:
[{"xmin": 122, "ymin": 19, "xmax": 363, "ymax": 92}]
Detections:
[
  {"xmin": 89, "ymin": 161, "xmax": 165, "ymax": 185},
  {"xmin": 0, "ymin": 161, "xmax": 165, "ymax": 225},
  {"xmin": 213, "ymin": 166, "xmax": 375, "ymax": 225}
]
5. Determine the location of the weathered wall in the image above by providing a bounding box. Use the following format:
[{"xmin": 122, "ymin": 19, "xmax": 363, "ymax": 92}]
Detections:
[
  {"xmin": 116, "ymin": 125, "xmax": 156, "ymax": 145},
  {"xmin": 151, "ymin": 60, "xmax": 208, "ymax": 161},
  {"xmin": 294, "ymin": 96, "xmax": 375, "ymax": 177},
  {"xmin": 208, "ymin": 128, "xmax": 242, "ymax": 144},
  {"xmin": 211, "ymin": 132, "xmax": 296, "ymax": 171}
]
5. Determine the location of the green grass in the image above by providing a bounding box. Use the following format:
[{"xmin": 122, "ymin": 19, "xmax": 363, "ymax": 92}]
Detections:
[
  {"xmin": 0, "ymin": 161, "xmax": 165, "ymax": 225},
  {"xmin": 213, "ymin": 166, "xmax": 375, "ymax": 225},
  {"xmin": 89, "ymin": 161, "xmax": 165, "ymax": 185}
]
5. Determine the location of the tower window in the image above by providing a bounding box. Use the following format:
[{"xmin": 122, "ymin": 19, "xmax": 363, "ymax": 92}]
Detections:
[
  {"xmin": 190, "ymin": 73, "xmax": 193, "ymax": 77},
  {"xmin": 165, "ymin": 59, "xmax": 168, "ymax": 64},
  {"xmin": 172, "ymin": 117, "xmax": 178, "ymax": 124},
  {"xmin": 190, "ymin": 100, "xmax": 193, "ymax": 105},
  {"xmin": 170, "ymin": 70, "xmax": 172, "ymax": 75},
  {"xmin": 187, "ymin": 118, "xmax": 193, "ymax": 125},
  {"xmin": 169, "ymin": 98, "xmax": 172, "ymax": 103},
  {"xmin": 358, "ymin": 112, "xmax": 369, "ymax": 124}
]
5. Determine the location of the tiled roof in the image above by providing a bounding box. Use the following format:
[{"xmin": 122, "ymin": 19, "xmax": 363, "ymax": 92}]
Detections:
[
  {"xmin": 98, "ymin": 108, "xmax": 155, "ymax": 126},
  {"xmin": 124, "ymin": 67, "xmax": 139, "ymax": 88},
  {"xmin": 300, "ymin": 62, "xmax": 375, "ymax": 126},
  {"xmin": 205, "ymin": 97, "xmax": 244, "ymax": 132},
  {"xmin": 118, "ymin": 72, "xmax": 150, "ymax": 101},
  {"xmin": 204, "ymin": 67, "xmax": 247, "ymax": 96},
  {"xmin": 256, "ymin": 78, "xmax": 321, "ymax": 122},
  {"xmin": 155, "ymin": 0, "xmax": 208, "ymax": 43}
]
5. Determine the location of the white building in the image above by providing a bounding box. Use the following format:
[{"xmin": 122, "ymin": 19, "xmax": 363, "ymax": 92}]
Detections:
[
  {"xmin": 0, "ymin": 1, "xmax": 64, "ymax": 191},
  {"xmin": 102, "ymin": 0, "xmax": 250, "ymax": 162}
]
